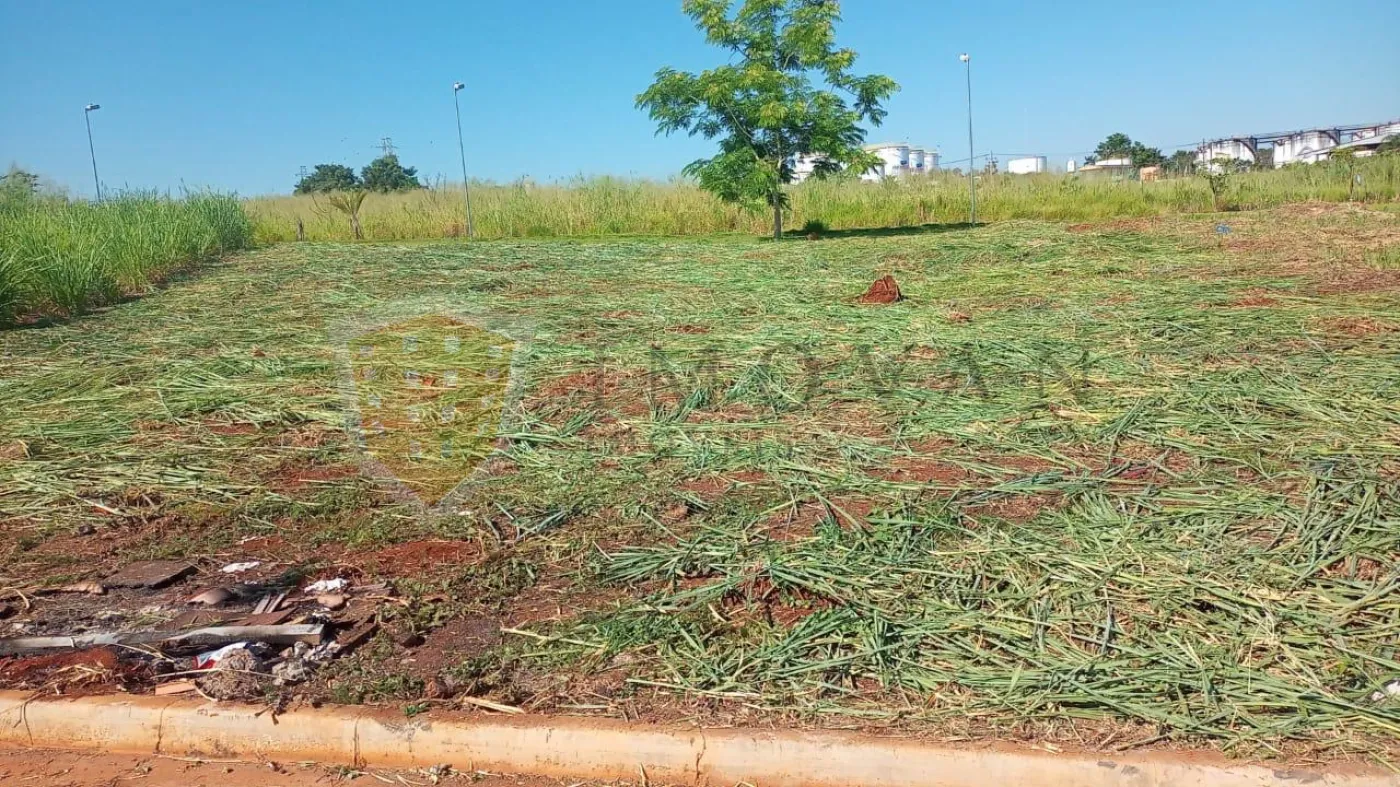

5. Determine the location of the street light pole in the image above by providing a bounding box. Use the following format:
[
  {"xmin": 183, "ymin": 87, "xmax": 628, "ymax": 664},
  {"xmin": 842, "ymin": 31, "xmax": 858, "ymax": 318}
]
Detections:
[
  {"xmin": 958, "ymin": 55, "xmax": 975, "ymax": 226},
  {"xmin": 451, "ymin": 82, "xmax": 476, "ymax": 239},
  {"xmin": 84, "ymin": 103, "xmax": 102, "ymax": 201}
]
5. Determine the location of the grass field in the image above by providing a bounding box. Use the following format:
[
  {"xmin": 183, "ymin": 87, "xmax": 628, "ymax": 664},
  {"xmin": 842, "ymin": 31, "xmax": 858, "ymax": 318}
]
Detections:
[
  {"xmin": 3, "ymin": 204, "xmax": 1400, "ymax": 762},
  {"xmin": 0, "ymin": 192, "xmax": 252, "ymax": 322},
  {"xmin": 245, "ymin": 158, "xmax": 1400, "ymax": 243}
]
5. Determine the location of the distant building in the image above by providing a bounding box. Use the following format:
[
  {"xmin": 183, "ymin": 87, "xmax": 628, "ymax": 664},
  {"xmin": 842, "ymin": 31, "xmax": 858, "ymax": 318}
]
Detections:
[
  {"xmin": 1139, "ymin": 166, "xmax": 1162, "ymax": 182},
  {"xmin": 1325, "ymin": 130, "xmax": 1399, "ymax": 159},
  {"xmin": 1198, "ymin": 119, "xmax": 1400, "ymax": 169},
  {"xmin": 792, "ymin": 142, "xmax": 940, "ymax": 183},
  {"xmin": 1007, "ymin": 156, "xmax": 1048, "ymax": 175},
  {"xmin": 1271, "ymin": 129, "xmax": 1338, "ymax": 167},
  {"xmin": 791, "ymin": 153, "xmax": 825, "ymax": 183},
  {"xmin": 860, "ymin": 142, "xmax": 939, "ymax": 181},
  {"xmin": 1197, "ymin": 139, "xmax": 1256, "ymax": 169},
  {"xmin": 1075, "ymin": 157, "xmax": 1137, "ymax": 180}
]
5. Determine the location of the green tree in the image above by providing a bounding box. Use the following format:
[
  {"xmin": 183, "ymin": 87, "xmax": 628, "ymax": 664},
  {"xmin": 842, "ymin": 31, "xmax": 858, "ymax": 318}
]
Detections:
[
  {"xmin": 1093, "ymin": 132, "xmax": 1134, "ymax": 162},
  {"xmin": 1089, "ymin": 133, "xmax": 1163, "ymax": 168},
  {"xmin": 360, "ymin": 154, "xmax": 422, "ymax": 192},
  {"xmin": 1166, "ymin": 150, "xmax": 1197, "ymax": 176},
  {"xmin": 637, "ymin": 0, "xmax": 897, "ymax": 239},
  {"xmin": 1129, "ymin": 142, "xmax": 1165, "ymax": 168},
  {"xmin": 294, "ymin": 164, "xmax": 360, "ymax": 194},
  {"xmin": 0, "ymin": 165, "xmax": 40, "ymax": 203},
  {"xmin": 1376, "ymin": 135, "xmax": 1400, "ymax": 156}
]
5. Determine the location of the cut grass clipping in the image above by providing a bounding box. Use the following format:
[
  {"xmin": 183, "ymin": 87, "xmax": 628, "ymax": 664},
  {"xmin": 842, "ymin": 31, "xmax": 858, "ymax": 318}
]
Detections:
[{"xmin": 2, "ymin": 205, "xmax": 1399, "ymax": 760}]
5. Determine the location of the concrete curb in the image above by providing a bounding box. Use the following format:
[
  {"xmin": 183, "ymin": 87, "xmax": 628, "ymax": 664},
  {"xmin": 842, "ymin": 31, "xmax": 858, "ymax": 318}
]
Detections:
[{"xmin": 0, "ymin": 692, "xmax": 1394, "ymax": 786}]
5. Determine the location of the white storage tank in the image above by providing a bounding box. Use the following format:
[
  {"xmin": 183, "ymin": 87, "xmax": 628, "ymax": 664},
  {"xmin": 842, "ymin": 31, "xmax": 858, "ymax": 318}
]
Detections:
[
  {"xmin": 909, "ymin": 148, "xmax": 926, "ymax": 172},
  {"xmin": 1008, "ymin": 156, "xmax": 1048, "ymax": 175}
]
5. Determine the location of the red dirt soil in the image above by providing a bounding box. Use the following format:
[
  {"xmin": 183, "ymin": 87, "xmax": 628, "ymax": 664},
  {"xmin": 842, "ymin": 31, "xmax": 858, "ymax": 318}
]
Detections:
[
  {"xmin": 856, "ymin": 275, "xmax": 904, "ymax": 304},
  {"xmin": 352, "ymin": 540, "xmax": 482, "ymax": 578},
  {"xmin": 1315, "ymin": 315, "xmax": 1399, "ymax": 337}
]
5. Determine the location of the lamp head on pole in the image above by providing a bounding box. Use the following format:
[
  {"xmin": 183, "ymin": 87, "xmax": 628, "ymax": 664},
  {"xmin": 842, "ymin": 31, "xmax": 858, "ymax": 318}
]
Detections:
[
  {"xmin": 85, "ymin": 103, "xmax": 101, "ymax": 112},
  {"xmin": 452, "ymin": 82, "xmax": 464, "ymax": 92},
  {"xmin": 958, "ymin": 53, "xmax": 969, "ymax": 63}
]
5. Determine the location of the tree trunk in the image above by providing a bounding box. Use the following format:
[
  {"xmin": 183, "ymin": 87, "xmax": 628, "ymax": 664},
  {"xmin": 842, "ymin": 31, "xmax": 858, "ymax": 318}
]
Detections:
[{"xmin": 772, "ymin": 194, "xmax": 783, "ymax": 240}]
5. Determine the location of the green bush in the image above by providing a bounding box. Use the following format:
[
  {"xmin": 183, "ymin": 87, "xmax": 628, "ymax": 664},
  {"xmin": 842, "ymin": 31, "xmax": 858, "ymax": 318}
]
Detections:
[{"xmin": 0, "ymin": 191, "xmax": 251, "ymax": 322}]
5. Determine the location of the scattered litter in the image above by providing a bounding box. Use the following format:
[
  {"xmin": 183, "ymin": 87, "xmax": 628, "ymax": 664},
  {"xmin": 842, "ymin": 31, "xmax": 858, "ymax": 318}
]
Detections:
[
  {"xmin": 857, "ymin": 275, "xmax": 904, "ymax": 304},
  {"xmin": 105, "ymin": 561, "xmax": 197, "ymax": 589},
  {"xmin": 196, "ymin": 645, "xmax": 265, "ymax": 700},
  {"xmin": 0, "ymin": 624, "xmax": 325, "ymax": 656},
  {"xmin": 304, "ymin": 578, "xmax": 348, "ymax": 594},
  {"xmin": 459, "ymin": 695, "xmax": 524, "ymax": 715},
  {"xmin": 252, "ymin": 590, "xmax": 289, "ymax": 615},
  {"xmin": 74, "ymin": 523, "xmax": 96, "ymax": 537},
  {"xmin": 189, "ymin": 587, "xmax": 235, "ymax": 606},
  {"xmin": 1371, "ymin": 681, "xmax": 1400, "ymax": 703},
  {"xmin": 154, "ymin": 679, "xmax": 198, "ymax": 696},
  {"xmin": 220, "ymin": 561, "xmax": 262, "ymax": 574},
  {"xmin": 238, "ymin": 609, "xmax": 294, "ymax": 626},
  {"xmin": 56, "ymin": 581, "xmax": 106, "ymax": 596},
  {"xmin": 194, "ymin": 642, "xmax": 251, "ymax": 670},
  {"xmin": 335, "ymin": 615, "xmax": 380, "ymax": 654},
  {"xmin": 272, "ymin": 640, "xmax": 340, "ymax": 685},
  {"xmin": 316, "ymin": 593, "xmax": 347, "ymax": 611},
  {"xmin": 169, "ymin": 609, "xmax": 236, "ymax": 629},
  {"xmin": 425, "ymin": 764, "xmax": 455, "ymax": 784}
]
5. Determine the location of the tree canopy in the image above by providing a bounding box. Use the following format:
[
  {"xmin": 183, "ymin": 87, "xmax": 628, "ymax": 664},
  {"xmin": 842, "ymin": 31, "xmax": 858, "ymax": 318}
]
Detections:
[
  {"xmin": 294, "ymin": 164, "xmax": 361, "ymax": 194},
  {"xmin": 1087, "ymin": 133, "xmax": 1165, "ymax": 168},
  {"xmin": 0, "ymin": 165, "xmax": 40, "ymax": 201},
  {"xmin": 293, "ymin": 156, "xmax": 424, "ymax": 194},
  {"xmin": 1166, "ymin": 150, "xmax": 1197, "ymax": 175},
  {"xmin": 637, "ymin": 0, "xmax": 897, "ymax": 238},
  {"xmin": 361, "ymin": 154, "xmax": 423, "ymax": 193}
]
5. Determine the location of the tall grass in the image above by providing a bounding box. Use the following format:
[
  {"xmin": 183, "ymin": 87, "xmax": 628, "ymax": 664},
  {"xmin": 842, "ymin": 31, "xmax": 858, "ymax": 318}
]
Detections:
[
  {"xmin": 247, "ymin": 156, "xmax": 1400, "ymax": 242},
  {"xmin": 0, "ymin": 191, "xmax": 252, "ymax": 322}
]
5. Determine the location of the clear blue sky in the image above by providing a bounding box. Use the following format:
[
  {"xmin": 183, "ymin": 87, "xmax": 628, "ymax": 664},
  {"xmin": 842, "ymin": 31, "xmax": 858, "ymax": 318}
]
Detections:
[{"xmin": 3, "ymin": 0, "xmax": 1397, "ymax": 197}]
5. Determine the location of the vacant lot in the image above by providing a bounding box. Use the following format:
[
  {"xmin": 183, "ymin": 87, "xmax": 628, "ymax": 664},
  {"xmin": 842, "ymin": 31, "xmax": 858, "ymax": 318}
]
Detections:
[{"xmin": 3, "ymin": 204, "xmax": 1399, "ymax": 763}]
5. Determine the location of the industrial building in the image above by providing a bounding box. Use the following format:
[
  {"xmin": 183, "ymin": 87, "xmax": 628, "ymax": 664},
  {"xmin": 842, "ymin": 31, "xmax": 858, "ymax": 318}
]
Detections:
[
  {"xmin": 1196, "ymin": 119, "xmax": 1400, "ymax": 169},
  {"xmin": 791, "ymin": 143, "xmax": 940, "ymax": 183},
  {"xmin": 859, "ymin": 142, "xmax": 940, "ymax": 181},
  {"xmin": 1007, "ymin": 156, "xmax": 1048, "ymax": 175}
]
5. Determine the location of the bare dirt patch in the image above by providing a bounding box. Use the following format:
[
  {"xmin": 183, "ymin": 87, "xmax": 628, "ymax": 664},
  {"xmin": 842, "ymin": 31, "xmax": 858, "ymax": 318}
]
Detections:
[
  {"xmin": 966, "ymin": 492, "xmax": 1061, "ymax": 523},
  {"xmin": 1227, "ymin": 288, "xmax": 1282, "ymax": 308},
  {"xmin": 1314, "ymin": 315, "xmax": 1399, "ymax": 337},
  {"xmin": 267, "ymin": 462, "xmax": 359, "ymax": 492},
  {"xmin": 763, "ymin": 497, "xmax": 873, "ymax": 541},
  {"xmin": 1310, "ymin": 269, "xmax": 1400, "ymax": 296},
  {"xmin": 351, "ymin": 540, "xmax": 482, "ymax": 578}
]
